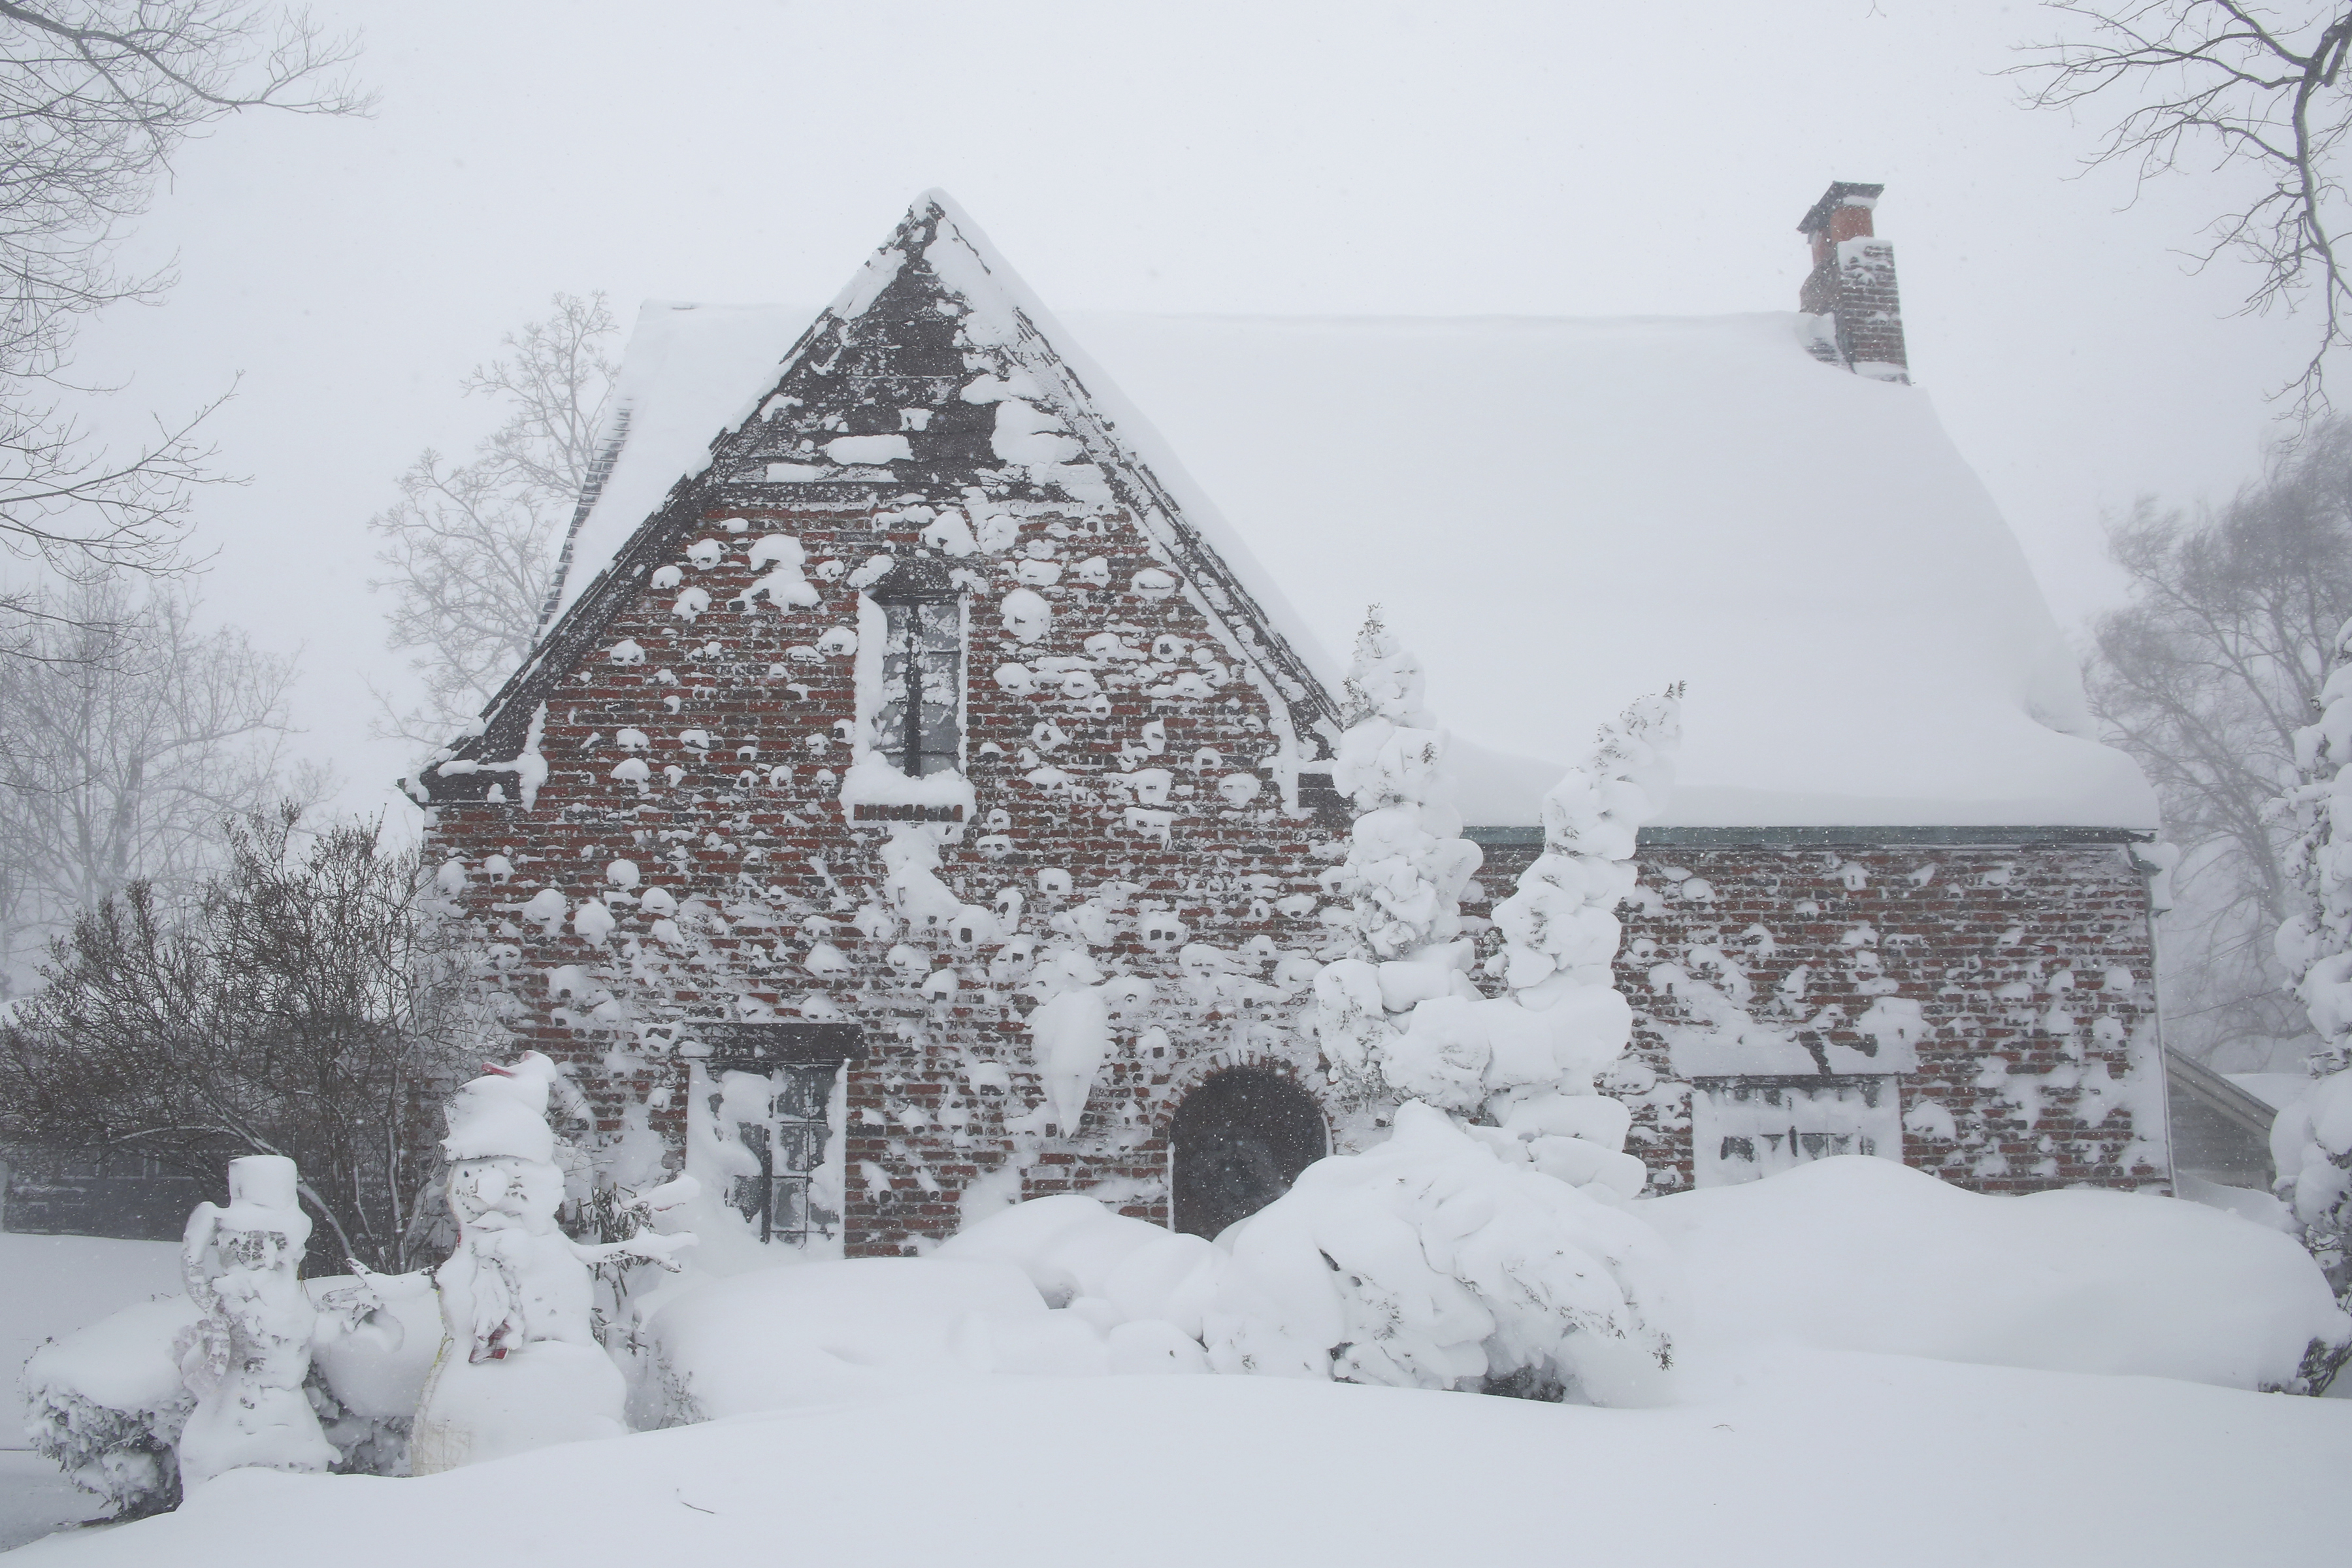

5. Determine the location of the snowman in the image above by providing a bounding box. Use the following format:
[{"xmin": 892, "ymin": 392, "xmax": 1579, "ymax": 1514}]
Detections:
[
  {"xmin": 411, "ymin": 1053, "xmax": 691, "ymax": 1473},
  {"xmin": 176, "ymin": 1154, "xmax": 339, "ymax": 1487}
]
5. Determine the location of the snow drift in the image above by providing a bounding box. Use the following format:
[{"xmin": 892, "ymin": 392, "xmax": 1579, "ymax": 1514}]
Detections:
[{"xmin": 1642, "ymin": 1154, "xmax": 2348, "ymax": 1389}]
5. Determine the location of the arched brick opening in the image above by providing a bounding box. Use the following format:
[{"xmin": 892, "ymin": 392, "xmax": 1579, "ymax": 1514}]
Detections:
[{"xmin": 1169, "ymin": 1066, "xmax": 1328, "ymax": 1239}]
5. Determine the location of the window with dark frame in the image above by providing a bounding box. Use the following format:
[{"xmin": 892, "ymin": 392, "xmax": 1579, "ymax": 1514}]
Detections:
[
  {"xmin": 694, "ymin": 1021, "xmax": 864, "ymax": 1249},
  {"xmin": 874, "ymin": 584, "xmax": 962, "ymax": 778},
  {"xmin": 731, "ymin": 1063, "xmax": 840, "ymax": 1247}
]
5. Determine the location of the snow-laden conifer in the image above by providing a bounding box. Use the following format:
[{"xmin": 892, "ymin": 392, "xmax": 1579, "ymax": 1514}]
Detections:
[
  {"xmin": 2272, "ymin": 615, "xmax": 2352, "ymax": 1359},
  {"xmin": 1279, "ymin": 613, "xmax": 1683, "ymax": 1400}
]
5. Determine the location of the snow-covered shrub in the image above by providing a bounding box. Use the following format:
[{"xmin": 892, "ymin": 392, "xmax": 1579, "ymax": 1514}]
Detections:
[
  {"xmin": 1204, "ymin": 1102, "xmax": 1679, "ymax": 1403},
  {"xmin": 1645, "ymin": 1153, "xmax": 2349, "ymax": 1392},
  {"xmin": 939, "ymin": 1192, "xmax": 1225, "ymax": 1339},
  {"xmin": 2270, "ymin": 612, "xmax": 2352, "ymax": 1385},
  {"xmin": 23, "ymin": 1296, "xmax": 200, "ymax": 1517},
  {"xmin": 306, "ymin": 1269, "xmax": 445, "ymax": 1475},
  {"xmin": 640, "ymin": 1254, "xmax": 1118, "ymax": 1422}
]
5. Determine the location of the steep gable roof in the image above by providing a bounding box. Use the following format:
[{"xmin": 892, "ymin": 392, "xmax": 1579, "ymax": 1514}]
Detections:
[
  {"xmin": 429, "ymin": 192, "xmax": 1339, "ymax": 792},
  {"xmin": 436, "ymin": 193, "xmax": 2157, "ymax": 832}
]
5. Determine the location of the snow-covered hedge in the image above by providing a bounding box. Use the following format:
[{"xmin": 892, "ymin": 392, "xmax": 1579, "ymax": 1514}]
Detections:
[
  {"xmin": 22, "ymin": 1296, "xmax": 201, "ymax": 1518},
  {"xmin": 1205, "ymin": 1102, "xmax": 1679, "ymax": 1403}
]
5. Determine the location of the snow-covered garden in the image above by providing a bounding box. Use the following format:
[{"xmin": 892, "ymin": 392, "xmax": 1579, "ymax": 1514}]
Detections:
[
  {"xmin": 7, "ymin": 622, "xmax": 2351, "ymax": 1565},
  {"xmin": 6, "ymin": 1146, "xmax": 2347, "ymax": 1565}
]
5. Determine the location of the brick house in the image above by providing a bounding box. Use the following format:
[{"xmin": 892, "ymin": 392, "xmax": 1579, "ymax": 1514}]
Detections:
[{"xmin": 411, "ymin": 184, "xmax": 2170, "ymax": 1257}]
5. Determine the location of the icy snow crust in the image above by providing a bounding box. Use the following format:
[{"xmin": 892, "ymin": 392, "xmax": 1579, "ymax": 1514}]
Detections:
[{"xmin": 544, "ymin": 225, "xmax": 2150, "ymax": 826}]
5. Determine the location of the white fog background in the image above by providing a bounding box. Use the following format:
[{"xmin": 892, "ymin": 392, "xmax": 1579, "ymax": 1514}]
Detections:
[{"xmin": 51, "ymin": 0, "xmax": 2307, "ymax": 825}]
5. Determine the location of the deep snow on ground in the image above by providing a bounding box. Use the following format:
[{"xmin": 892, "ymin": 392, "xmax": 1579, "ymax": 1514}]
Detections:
[
  {"xmin": 0, "ymin": 1236, "xmax": 180, "ymax": 1431},
  {"xmin": 1641, "ymin": 1155, "xmax": 2342, "ymax": 1388},
  {"xmin": 8, "ymin": 1163, "xmax": 2350, "ymax": 1560},
  {"xmin": 10, "ymin": 1352, "xmax": 2350, "ymax": 1568}
]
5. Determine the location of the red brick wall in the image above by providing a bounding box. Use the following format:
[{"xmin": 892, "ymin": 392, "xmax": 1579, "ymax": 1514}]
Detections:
[
  {"xmin": 423, "ymin": 496, "xmax": 1350, "ymax": 1256},
  {"xmin": 1468, "ymin": 841, "xmax": 2166, "ymax": 1194}
]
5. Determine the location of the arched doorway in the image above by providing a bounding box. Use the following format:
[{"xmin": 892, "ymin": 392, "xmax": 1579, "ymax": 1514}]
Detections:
[{"xmin": 1170, "ymin": 1068, "xmax": 1328, "ymax": 1239}]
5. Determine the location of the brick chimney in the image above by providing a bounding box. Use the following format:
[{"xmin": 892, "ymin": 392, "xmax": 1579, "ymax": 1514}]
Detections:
[{"xmin": 1797, "ymin": 181, "xmax": 1908, "ymax": 383}]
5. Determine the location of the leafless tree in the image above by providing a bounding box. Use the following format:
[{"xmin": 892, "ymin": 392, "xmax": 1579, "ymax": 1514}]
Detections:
[
  {"xmin": 2016, "ymin": 3, "xmax": 2352, "ymax": 416},
  {"xmin": 2086, "ymin": 419, "xmax": 2352, "ymax": 1064},
  {"xmin": 0, "ymin": 807, "xmax": 482, "ymax": 1271},
  {"xmin": 0, "ymin": 576, "xmax": 313, "ymax": 989},
  {"xmin": 369, "ymin": 292, "xmax": 617, "ymax": 747},
  {"xmin": 0, "ymin": 1, "xmax": 367, "ymax": 615}
]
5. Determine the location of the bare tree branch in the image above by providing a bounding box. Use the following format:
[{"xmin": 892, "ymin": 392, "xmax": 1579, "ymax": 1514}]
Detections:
[
  {"xmin": 0, "ymin": 2, "xmax": 368, "ymax": 604},
  {"xmin": 2085, "ymin": 417, "xmax": 2352, "ymax": 1063},
  {"xmin": 368, "ymin": 292, "xmax": 616, "ymax": 749},
  {"xmin": 2015, "ymin": 2, "xmax": 2352, "ymax": 419},
  {"xmin": 0, "ymin": 576, "xmax": 318, "ymax": 990}
]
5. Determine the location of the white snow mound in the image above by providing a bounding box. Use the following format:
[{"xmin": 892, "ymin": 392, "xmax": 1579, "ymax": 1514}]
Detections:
[{"xmin": 1641, "ymin": 1154, "xmax": 2347, "ymax": 1390}]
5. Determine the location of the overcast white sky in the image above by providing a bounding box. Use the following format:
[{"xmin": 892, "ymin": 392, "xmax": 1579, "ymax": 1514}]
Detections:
[{"xmin": 56, "ymin": 0, "xmax": 2313, "ymax": 826}]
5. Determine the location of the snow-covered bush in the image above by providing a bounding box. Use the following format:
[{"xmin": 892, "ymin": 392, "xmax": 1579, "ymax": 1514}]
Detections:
[
  {"xmin": 1646, "ymin": 1154, "xmax": 2349, "ymax": 1392},
  {"xmin": 23, "ymin": 1296, "xmax": 200, "ymax": 1517},
  {"xmin": 1204, "ymin": 1102, "xmax": 1678, "ymax": 1403},
  {"xmin": 2271, "ymin": 612, "xmax": 2352, "ymax": 1385}
]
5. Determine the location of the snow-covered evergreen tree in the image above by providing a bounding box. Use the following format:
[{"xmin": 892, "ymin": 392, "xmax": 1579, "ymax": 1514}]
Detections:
[
  {"xmin": 1478, "ymin": 686, "xmax": 1682, "ymax": 1196},
  {"xmin": 1282, "ymin": 613, "xmax": 1684, "ymax": 1401},
  {"xmin": 174, "ymin": 1156, "xmax": 338, "ymax": 1487},
  {"xmin": 2272, "ymin": 614, "xmax": 2352, "ymax": 1363}
]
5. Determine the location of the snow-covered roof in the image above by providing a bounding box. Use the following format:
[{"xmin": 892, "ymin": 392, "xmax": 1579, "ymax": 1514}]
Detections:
[{"xmin": 546, "ymin": 199, "xmax": 2156, "ymax": 831}]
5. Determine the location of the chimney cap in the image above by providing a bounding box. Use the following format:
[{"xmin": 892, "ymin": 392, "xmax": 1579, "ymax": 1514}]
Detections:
[{"xmin": 1797, "ymin": 182, "xmax": 1885, "ymax": 235}]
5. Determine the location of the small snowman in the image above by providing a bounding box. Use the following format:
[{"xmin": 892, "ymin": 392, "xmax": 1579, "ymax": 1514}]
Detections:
[
  {"xmin": 411, "ymin": 1053, "xmax": 691, "ymax": 1473},
  {"xmin": 176, "ymin": 1154, "xmax": 338, "ymax": 1488}
]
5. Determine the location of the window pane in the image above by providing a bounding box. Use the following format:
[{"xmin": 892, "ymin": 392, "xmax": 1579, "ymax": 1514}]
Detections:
[
  {"xmin": 873, "ymin": 598, "xmax": 962, "ymax": 777},
  {"xmin": 727, "ymin": 1172, "xmax": 766, "ymax": 1224},
  {"xmin": 915, "ymin": 600, "xmax": 959, "ymax": 651},
  {"xmin": 774, "ymin": 1121, "xmax": 826, "ymax": 1172},
  {"xmin": 776, "ymin": 1064, "xmax": 835, "ymax": 1120},
  {"xmin": 771, "ymin": 1175, "xmax": 810, "ymax": 1233}
]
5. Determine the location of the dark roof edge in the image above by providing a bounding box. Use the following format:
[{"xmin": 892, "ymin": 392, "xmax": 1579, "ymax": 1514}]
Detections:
[
  {"xmin": 2163, "ymin": 1049, "xmax": 2283, "ymax": 1140},
  {"xmin": 412, "ymin": 307, "xmax": 853, "ymax": 802},
  {"xmin": 1465, "ymin": 824, "xmax": 2159, "ymax": 849}
]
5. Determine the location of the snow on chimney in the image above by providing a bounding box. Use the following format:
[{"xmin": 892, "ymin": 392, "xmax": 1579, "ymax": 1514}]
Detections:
[{"xmin": 1797, "ymin": 181, "xmax": 1908, "ymax": 383}]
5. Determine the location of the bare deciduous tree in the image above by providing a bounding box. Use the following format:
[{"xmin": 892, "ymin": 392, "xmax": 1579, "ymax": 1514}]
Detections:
[
  {"xmin": 0, "ymin": 808, "xmax": 482, "ymax": 1271},
  {"xmin": 0, "ymin": 577, "xmax": 312, "ymax": 988},
  {"xmin": 2087, "ymin": 418, "xmax": 2352, "ymax": 1064},
  {"xmin": 0, "ymin": 1, "xmax": 367, "ymax": 612},
  {"xmin": 368, "ymin": 291, "xmax": 617, "ymax": 747},
  {"xmin": 2016, "ymin": 3, "xmax": 2352, "ymax": 414}
]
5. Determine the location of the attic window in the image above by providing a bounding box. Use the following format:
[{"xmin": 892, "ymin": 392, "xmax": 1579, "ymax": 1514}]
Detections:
[{"xmin": 871, "ymin": 559, "xmax": 962, "ymax": 778}]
